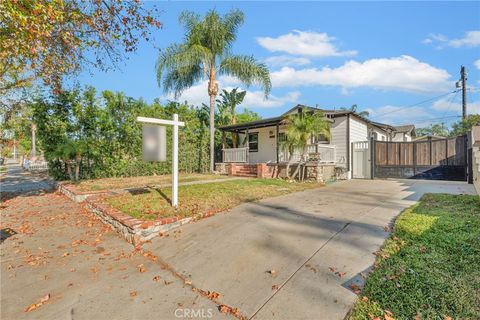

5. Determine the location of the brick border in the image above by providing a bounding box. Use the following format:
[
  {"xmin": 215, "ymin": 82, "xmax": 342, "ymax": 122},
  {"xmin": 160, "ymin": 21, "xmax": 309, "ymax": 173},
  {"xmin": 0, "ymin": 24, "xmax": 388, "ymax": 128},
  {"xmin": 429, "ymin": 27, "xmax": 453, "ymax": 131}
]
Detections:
[
  {"xmin": 57, "ymin": 182, "xmax": 108, "ymax": 202},
  {"xmin": 82, "ymin": 195, "xmax": 215, "ymax": 245}
]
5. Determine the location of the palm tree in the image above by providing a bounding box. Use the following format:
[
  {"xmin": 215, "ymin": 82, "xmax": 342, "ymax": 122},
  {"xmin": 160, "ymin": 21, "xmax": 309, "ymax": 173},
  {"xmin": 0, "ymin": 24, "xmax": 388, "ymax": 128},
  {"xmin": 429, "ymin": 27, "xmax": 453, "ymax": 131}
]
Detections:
[
  {"xmin": 282, "ymin": 111, "xmax": 330, "ymax": 180},
  {"xmin": 342, "ymin": 104, "xmax": 369, "ymax": 118},
  {"xmin": 217, "ymin": 88, "xmax": 246, "ymax": 147},
  {"xmin": 156, "ymin": 9, "xmax": 271, "ymax": 172}
]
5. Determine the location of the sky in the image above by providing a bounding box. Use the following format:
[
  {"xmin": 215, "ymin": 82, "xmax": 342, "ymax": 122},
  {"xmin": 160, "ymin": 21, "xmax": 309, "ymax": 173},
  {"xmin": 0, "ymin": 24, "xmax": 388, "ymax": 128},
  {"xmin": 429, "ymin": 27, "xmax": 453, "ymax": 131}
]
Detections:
[{"xmin": 77, "ymin": 1, "xmax": 480, "ymax": 128}]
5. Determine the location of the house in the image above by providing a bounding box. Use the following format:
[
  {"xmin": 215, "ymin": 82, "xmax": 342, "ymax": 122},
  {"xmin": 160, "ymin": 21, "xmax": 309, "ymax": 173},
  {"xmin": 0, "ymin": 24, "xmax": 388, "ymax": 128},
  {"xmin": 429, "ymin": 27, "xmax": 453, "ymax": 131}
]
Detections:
[
  {"xmin": 391, "ymin": 124, "xmax": 416, "ymax": 141},
  {"xmin": 217, "ymin": 104, "xmax": 415, "ymax": 180},
  {"xmin": 413, "ymin": 135, "xmax": 446, "ymax": 141}
]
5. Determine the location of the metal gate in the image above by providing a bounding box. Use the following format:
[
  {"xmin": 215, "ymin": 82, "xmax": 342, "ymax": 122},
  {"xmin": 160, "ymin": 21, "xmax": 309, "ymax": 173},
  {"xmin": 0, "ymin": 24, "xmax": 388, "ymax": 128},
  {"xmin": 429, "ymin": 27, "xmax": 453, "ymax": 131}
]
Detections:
[
  {"xmin": 373, "ymin": 135, "xmax": 467, "ymax": 181},
  {"xmin": 352, "ymin": 141, "xmax": 370, "ymax": 179}
]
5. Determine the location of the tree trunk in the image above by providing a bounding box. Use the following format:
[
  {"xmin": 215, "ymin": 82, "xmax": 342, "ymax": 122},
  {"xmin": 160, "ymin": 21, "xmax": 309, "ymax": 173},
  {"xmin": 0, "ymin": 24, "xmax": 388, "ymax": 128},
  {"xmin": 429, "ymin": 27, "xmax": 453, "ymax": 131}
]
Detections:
[
  {"xmin": 209, "ymin": 94, "xmax": 215, "ymax": 172},
  {"xmin": 291, "ymin": 148, "xmax": 307, "ymax": 180},
  {"xmin": 231, "ymin": 115, "xmax": 237, "ymax": 148},
  {"xmin": 65, "ymin": 159, "xmax": 74, "ymax": 181},
  {"xmin": 74, "ymin": 153, "xmax": 82, "ymax": 181},
  {"xmin": 208, "ymin": 66, "xmax": 218, "ymax": 173},
  {"xmin": 286, "ymin": 148, "xmax": 295, "ymax": 180}
]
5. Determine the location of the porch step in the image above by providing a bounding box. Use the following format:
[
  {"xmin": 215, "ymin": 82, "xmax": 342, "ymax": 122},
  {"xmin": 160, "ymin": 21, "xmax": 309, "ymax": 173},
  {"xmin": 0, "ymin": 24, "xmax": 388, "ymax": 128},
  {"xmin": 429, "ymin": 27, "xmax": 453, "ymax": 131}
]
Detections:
[
  {"xmin": 233, "ymin": 173, "xmax": 257, "ymax": 177},
  {"xmin": 229, "ymin": 163, "xmax": 258, "ymax": 177}
]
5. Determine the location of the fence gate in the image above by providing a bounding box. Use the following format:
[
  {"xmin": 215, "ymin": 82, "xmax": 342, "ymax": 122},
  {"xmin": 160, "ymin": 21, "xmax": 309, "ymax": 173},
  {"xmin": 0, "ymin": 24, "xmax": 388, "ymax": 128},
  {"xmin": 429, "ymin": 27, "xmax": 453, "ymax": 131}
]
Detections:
[
  {"xmin": 352, "ymin": 141, "xmax": 370, "ymax": 179},
  {"xmin": 373, "ymin": 135, "xmax": 467, "ymax": 181}
]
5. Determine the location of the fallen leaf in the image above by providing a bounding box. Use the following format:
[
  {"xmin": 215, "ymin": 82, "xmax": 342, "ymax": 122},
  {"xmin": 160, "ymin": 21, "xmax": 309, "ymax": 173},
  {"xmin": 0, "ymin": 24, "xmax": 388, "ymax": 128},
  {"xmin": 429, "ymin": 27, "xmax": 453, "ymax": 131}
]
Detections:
[
  {"xmin": 384, "ymin": 309, "xmax": 395, "ymax": 320},
  {"xmin": 383, "ymin": 226, "xmax": 389, "ymax": 232},
  {"xmin": 362, "ymin": 296, "xmax": 369, "ymax": 302},
  {"xmin": 184, "ymin": 280, "xmax": 192, "ymax": 285},
  {"xmin": 152, "ymin": 275, "xmax": 161, "ymax": 282},
  {"xmin": 268, "ymin": 269, "xmax": 277, "ymax": 277},
  {"xmin": 350, "ymin": 284, "xmax": 361, "ymax": 294},
  {"xmin": 206, "ymin": 291, "xmax": 220, "ymax": 299},
  {"xmin": 271, "ymin": 284, "xmax": 280, "ymax": 291},
  {"xmin": 329, "ymin": 266, "xmax": 337, "ymax": 273},
  {"xmin": 336, "ymin": 271, "xmax": 347, "ymax": 278},
  {"xmin": 219, "ymin": 305, "xmax": 230, "ymax": 313},
  {"xmin": 130, "ymin": 291, "xmax": 137, "ymax": 297},
  {"xmin": 24, "ymin": 294, "xmax": 50, "ymax": 312},
  {"xmin": 137, "ymin": 264, "xmax": 146, "ymax": 273}
]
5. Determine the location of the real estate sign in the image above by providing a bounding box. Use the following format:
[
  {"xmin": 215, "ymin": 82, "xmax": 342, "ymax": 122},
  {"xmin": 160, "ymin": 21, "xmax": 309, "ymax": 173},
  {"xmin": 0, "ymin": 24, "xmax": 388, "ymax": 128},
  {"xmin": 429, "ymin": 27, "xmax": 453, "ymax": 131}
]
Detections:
[{"xmin": 142, "ymin": 124, "xmax": 167, "ymax": 162}]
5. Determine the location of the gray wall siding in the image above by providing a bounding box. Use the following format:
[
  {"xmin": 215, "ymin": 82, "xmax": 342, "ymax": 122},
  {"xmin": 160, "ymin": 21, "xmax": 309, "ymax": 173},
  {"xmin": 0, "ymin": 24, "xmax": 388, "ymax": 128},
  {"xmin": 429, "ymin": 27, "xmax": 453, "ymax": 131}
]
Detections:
[{"xmin": 331, "ymin": 116, "xmax": 348, "ymax": 168}]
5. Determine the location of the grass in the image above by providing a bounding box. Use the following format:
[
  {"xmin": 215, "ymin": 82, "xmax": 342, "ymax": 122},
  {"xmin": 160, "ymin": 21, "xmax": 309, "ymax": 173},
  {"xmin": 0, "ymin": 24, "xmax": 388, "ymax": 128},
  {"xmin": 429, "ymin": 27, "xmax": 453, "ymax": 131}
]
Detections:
[
  {"xmin": 71, "ymin": 173, "xmax": 230, "ymax": 192},
  {"xmin": 105, "ymin": 178, "xmax": 323, "ymax": 220},
  {"xmin": 0, "ymin": 166, "xmax": 6, "ymax": 173},
  {"xmin": 348, "ymin": 193, "xmax": 480, "ymax": 320}
]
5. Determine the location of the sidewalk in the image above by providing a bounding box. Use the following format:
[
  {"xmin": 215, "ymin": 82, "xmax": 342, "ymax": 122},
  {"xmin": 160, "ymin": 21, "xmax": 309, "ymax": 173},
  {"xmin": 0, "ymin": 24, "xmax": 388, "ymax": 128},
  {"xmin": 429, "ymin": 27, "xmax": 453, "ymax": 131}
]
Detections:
[{"xmin": 0, "ymin": 166, "xmax": 226, "ymax": 320}]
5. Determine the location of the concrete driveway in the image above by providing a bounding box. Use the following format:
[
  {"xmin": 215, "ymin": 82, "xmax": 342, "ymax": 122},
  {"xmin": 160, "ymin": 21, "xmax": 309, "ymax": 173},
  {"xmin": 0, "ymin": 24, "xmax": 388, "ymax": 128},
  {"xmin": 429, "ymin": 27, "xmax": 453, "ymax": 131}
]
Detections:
[
  {"xmin": 2, "ymin": 168, "xmax": 475, "ymax": 320},
  {"xmin": 143, "ymin": 179, "xmax": 476, "ymax": 320}
]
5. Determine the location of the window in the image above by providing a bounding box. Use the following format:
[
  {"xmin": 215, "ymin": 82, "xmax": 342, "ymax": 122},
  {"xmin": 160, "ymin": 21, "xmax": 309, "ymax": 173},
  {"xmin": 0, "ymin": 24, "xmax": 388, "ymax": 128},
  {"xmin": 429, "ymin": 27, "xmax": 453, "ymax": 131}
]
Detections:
[
  {"xmin": 313, "ymin": 134, "xmax": 329, "ymax": 144},
  {"xmin": 248, "ymin": 132, "xmax": 258, "ymax": 152}
]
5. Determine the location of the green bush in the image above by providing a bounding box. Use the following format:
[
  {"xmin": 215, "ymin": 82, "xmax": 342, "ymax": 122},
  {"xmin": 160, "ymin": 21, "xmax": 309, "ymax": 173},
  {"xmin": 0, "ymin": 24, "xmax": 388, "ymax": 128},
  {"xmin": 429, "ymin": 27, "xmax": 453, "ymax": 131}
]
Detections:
[{"xmin": 32, "ymin": 87, "xmax": 210, "ymax": 180}]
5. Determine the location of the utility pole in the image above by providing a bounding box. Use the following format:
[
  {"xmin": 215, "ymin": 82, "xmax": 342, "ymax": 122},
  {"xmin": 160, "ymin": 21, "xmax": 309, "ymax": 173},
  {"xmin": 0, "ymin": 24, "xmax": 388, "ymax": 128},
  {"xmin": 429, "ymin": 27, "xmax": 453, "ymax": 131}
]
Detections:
[{"xmin": 461, "ymin": 66, "xmax": 467, "ymax": 119}]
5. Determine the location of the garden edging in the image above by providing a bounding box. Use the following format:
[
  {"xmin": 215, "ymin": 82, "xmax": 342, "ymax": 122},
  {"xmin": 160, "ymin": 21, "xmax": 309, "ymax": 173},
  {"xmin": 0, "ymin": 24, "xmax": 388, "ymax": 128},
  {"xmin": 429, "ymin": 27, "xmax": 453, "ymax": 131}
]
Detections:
[{"xmin": 84, "ymin": 196, "xmax": 214, "ymax": 245}]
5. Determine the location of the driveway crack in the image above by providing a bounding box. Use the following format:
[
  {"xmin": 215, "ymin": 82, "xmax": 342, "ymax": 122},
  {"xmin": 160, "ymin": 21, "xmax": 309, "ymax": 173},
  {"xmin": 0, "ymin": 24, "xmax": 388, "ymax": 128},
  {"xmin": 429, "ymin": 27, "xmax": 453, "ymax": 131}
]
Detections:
[{"xmin": 248, "ymin": 220, "xmax": 352, "ymax": 320}]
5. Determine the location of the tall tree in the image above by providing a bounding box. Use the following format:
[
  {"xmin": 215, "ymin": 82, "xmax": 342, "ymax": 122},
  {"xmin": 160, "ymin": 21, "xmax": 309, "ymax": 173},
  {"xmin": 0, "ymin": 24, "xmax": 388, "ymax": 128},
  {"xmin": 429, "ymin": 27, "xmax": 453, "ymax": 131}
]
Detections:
[
  {"xmin": 217, "ymin": 88, "xmax": 246, "ymax": 147},
  {"xmin": 156, "ymin": 9, "xmax": 271, "ymax": 172},
  {"xmin": 416, "ymin": 123, "xmax": 449, "ymax": 137},
  {"xmin": 341, "ymin": 104, "xmax": 370, "ymax": 118},
  {"xmin": 0, "ymin": 0, "xmax": 161, "ymax": 92},
  {"xmin": 450, "ymin": 115, "xmax": 480, "ymax": 137},
  {"xmin": 282, "ymin": 111, "xmax": 330, "ymax": 180}
]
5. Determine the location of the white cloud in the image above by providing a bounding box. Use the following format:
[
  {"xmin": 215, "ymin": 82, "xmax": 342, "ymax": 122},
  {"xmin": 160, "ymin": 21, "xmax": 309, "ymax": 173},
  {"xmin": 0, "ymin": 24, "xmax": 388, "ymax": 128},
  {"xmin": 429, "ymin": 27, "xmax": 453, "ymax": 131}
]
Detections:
[
  {"xmin": 424, "ymin": 30, "xmax": 480, "ymax": 48},
  {"xmin": 240, "ymin": 90, "xmax": 300, "ymax": 109},
  {"xmin": 257, "ymin": 30, "xmax": 357, "ymax": 57},
  {"xmin": 165, "ymin": 77, "xmax": 300, "ymax": 109},
  {"xmin": 432, "ymin": 97, "xmax": 480, "ymax": 115},
  {"xmin": 270, "ymin": 55, "xmax": 452, "ymax": 93},
  {"xmin": 474, "ymin": 59, "xmax": 480, "ymax": 70},
  {"xmin": 263, "ymin": 55, "xmax": 311, "ymax": 67},
  {"xmin": 369, "ymin": 105, "xmax": 431, "ymax": 125}
]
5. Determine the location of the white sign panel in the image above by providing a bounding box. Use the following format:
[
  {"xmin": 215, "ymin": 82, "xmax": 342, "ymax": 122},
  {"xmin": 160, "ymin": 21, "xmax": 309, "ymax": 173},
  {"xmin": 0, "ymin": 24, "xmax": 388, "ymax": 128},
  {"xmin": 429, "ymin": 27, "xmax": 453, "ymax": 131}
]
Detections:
[{"xmin": 142, "ymin": 124, "xmax": 167, "ymax": 162}]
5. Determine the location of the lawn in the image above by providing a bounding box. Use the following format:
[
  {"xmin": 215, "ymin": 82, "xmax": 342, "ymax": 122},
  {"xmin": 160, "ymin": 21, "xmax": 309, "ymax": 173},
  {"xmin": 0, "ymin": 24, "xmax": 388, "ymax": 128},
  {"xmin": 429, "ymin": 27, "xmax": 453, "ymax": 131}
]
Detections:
[
  {"xmin": 348, "ymin": 193, "xmax": 480, "ymax": 320},
  {"xmin": 105, "ymin": 178, "xmax": 323, "ymax": 220},
  {"xmin": 71, "ymin": 173, "xmax": 230, "ymax": 192}
]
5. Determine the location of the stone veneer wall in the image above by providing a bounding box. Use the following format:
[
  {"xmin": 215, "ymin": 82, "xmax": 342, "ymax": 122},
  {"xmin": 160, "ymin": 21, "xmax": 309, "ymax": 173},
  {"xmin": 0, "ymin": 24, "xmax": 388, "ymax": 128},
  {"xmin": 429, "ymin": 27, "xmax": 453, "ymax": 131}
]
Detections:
[{"xmin": 217, "ymin": 162, "xmax": 339, "ymax": 182}]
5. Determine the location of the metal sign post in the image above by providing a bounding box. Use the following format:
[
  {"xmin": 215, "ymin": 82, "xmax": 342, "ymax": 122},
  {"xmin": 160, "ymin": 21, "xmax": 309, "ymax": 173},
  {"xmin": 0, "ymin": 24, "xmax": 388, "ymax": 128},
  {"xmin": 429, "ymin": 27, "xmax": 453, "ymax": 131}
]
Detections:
[{"xmin": 137, "ymin": 114, "xmax": 185, "ymax": 207}]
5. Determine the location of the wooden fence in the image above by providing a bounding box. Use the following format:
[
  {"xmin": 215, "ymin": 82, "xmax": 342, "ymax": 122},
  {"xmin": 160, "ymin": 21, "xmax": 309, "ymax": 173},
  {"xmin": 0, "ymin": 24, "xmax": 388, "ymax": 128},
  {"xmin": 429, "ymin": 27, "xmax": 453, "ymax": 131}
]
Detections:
[{"xmin": 374, "ymin": 136, "xmax": 467, "ymax": 181}]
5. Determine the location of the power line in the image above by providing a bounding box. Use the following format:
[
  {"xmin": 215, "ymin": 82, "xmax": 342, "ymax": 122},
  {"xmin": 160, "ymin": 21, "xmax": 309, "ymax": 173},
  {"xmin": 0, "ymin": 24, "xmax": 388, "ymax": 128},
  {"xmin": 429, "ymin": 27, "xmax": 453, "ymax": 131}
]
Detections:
[
  {"xmin": 370, "ymin": 90, "xmax": 459, "ymax": 119},
  {"xmin": 407, "ymin": 115, "xmax": 461, "ymax": 125}
]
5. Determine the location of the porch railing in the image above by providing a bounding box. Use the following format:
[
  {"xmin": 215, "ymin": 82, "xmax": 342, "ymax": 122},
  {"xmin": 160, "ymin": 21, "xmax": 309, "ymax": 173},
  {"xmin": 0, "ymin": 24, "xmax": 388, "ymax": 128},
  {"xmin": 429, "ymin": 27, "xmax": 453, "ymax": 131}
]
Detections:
[
  {"xmin": 279, "ymin": 144, "xmax": 336, "ymax": 163},
  {"xmin": 223, "ymin": 147, "xmax": 248, "ymax": 163}
]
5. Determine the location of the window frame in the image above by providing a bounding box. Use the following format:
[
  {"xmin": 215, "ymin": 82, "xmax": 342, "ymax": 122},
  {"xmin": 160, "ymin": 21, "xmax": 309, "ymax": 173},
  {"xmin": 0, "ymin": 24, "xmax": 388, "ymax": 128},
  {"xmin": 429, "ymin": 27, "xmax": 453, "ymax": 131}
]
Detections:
[{"xmin": 248, "ymin": 132, "xmax": 259, "ymax": 152}]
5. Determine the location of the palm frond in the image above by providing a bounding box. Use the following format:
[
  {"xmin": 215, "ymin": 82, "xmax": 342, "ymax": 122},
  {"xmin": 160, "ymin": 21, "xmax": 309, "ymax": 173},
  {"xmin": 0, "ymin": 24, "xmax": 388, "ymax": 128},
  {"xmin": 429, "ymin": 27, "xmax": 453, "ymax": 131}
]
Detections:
[
  {"xmin": 219, "ymin": 55, "xmax": 271, "ymax": 97},
  {"xmin": 163, "ymin": 65, "xmax": 203, "ymax": 99}
]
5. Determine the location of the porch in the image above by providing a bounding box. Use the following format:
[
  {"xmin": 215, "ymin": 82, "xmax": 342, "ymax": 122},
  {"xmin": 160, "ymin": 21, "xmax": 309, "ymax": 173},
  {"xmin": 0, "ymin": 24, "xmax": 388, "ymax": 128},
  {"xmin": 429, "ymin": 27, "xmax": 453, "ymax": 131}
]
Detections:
[
  {"xmin": 218, "ymin": 116, "xmax": 336, "ymax": 165},
  {"xmin": 221, "ymin": 144, "xmax": 337, "ymax": 164}
]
